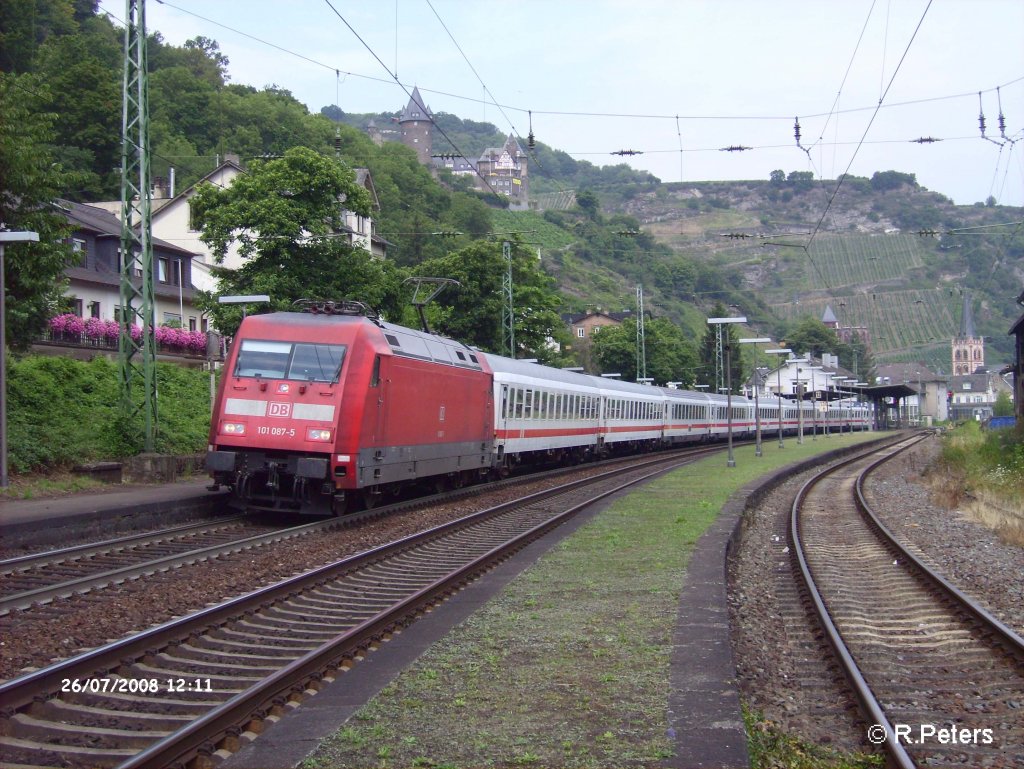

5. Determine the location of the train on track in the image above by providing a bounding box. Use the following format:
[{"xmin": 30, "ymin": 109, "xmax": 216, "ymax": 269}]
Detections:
[{"xmin": 207, "ymin": 302, "xmax": 872, "ymax": 515}]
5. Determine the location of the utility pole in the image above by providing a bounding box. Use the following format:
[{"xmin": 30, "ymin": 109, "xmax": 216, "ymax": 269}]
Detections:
[
  {"xmin": 119, "ymin": 0, "xmax": 157, "ymax": 451},
  {"xmin": 636, "ymin": 284, "xmax": 646, "ymax": 382}
]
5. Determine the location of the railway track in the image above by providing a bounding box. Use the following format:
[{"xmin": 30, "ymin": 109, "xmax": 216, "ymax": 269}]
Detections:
[
  {"xmin": 0, "ymin": 448, "xmax": 716, "ymax": 619},
  {"xmin": 0, "ymin": 451, "xmax": 696, "ymax": 769},
  {"xmin": 791, "ymin": 434, "xmax": 1024, "ymax": 768},
  {"xmin": 0, "ymin": 517, "xmax": 324, "ymax": 616}
]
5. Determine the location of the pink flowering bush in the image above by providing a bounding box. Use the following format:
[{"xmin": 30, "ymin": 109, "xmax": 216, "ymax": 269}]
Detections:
[
  {"xmin": 47, "ymin": 314, "xmax": 202, "ymax": 352},
  {"xmin": 49, "ymin": 314, "xmax": 85, "ymax": 336}
]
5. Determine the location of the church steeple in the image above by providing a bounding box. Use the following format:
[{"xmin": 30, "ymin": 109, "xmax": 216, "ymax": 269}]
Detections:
[{"xmin": 952, "ymin": 292, "xmax": 984, "ymax": 375}]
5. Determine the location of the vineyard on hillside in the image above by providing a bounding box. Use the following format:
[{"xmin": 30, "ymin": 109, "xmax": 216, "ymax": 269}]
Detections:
[
  {"xmin": 772, "ymin": 287, "xmax": 962, "ymax": 369},
  {"xmin": 801, "ymin": 233, "xmax": 926, "ymax": 289}
]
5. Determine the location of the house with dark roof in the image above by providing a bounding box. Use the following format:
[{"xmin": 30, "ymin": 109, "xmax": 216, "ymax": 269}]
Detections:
[{"xmin": 55, "ymin": 199, "xmax": 202, "ymax": 330}]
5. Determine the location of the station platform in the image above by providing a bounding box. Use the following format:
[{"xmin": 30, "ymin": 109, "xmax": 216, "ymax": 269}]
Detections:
[{"xmin": 0, "ymin": 478, "xmax": 227, "ymax": 549}]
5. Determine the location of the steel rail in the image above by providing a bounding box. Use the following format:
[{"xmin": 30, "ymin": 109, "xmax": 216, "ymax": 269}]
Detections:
[
  {"xmin": 789, "ymin": 435, "xmax": 924, "ymax": 769},
  {"xmin": 1, "ymin": 450, "xmax": 708, "ymax": 615},
  {"xmin": 0, "ymin": 451, "xmax": 697, "ymax": 769},
  {"xmin": 0, "ymin": 518, "xmax": 330, "ymax": 615},
  {"xmin": 854, "ymin": 449, "xmax": 1024, "ymax": 656},
  {"xmin": 0, "ymin": 515, "xmax": 247, "ymax": 572}
]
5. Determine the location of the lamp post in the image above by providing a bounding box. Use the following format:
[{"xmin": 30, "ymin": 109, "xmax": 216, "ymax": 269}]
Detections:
[
  {"xmin": 788, "ymin": 357, "xmax": 808, "ymax": 445},
  {"xmin": 707, "ymin": 316, "xmax": 746, "ymax": 468},
  {"xmin": 765, "ymin": 348, "xmax": 792, "ymax": 447},
  {"xmin": 854, "ymin": 382, "xmax": 869, "ymax": 430},
  {"xmin": 833, "ymin": 377, "xmax": 851, "ymax": 433},
  {"xmin": 806, "ymin": 365, "xmax": 821, "ymax": 439},
  {"xmin": 739, "ymin": 337, "xmax": 772, "ymax": 457},
  {"xmin": 822, "ymin": 372, "xmax": 835, "ymax": 437},
  {"xmin": 0, "ymin": 230, "xmax": 41, "ymax": 489}
]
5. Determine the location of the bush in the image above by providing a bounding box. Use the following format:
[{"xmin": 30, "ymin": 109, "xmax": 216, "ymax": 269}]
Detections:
[{"xmin": 6, "ymin": 354, "xmax": 212, "ymax": 473}]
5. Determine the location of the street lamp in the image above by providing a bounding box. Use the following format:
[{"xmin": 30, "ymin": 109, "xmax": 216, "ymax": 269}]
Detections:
[
  {"xmin": 217, "ymin": 294, "xmax": 271, "ymax": 319},
  {"xmin": 0, "ymin": 230, "xmax": 41, "ymax": 489},
  {"xmin": 805, "ymin": 365, "xmax": 822, "ymax": 439},
  {"xmin": 833, "ymin": 377, "xmax": 851, "ymax": 432},
  {"xmin": 821, "ymin": 372, "xmax": 836, "ymax": 437},
  {"xmin": 708, "ymin": 316, "xmax": 746, "ymax": 468},
  {"xmin": 739, "ymin": 337, "xmax": 772, "ymax": 457},
  {"xmin": 788, "ymin": 357, "xmax": 809, "ymax": 445},
  {"xmin": 765, "ymin": 348, "xmax": 792, "ymax": 447}
]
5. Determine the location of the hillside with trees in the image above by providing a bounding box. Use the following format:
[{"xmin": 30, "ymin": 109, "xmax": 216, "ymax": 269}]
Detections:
[{"xmin": 4, "ymin": 0, "xmax": 1022, "ymax": 387}]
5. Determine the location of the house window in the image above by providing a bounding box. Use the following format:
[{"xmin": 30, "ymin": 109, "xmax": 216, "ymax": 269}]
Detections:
[
  {"xmin": 577, "ymin": 327, "xmax": 585, "ymax": 338},
  {"xmin": 71, "ymin": 238, "xmax": 87, "ymax": 267},
  {"xmin": 73, "ymin": 298, "xmax": 83, "ymax": 317},
  {"xmin": 189, "ymin": 317, "xmax": 197, "ymax": 332},
  {"xmin": 201, "ymin": 318, "xmax": 209, "ymax": 332},
  {"xmin": 89, "ymin": 301, "xmax": 100, "ymax": 319},
  {"xmin": 163, "ymin": 312, "xmax": 182, "ymax": 326},
  {"xmin": 158, "ymin": 258, "xmax": 169, "ymax": 283}
]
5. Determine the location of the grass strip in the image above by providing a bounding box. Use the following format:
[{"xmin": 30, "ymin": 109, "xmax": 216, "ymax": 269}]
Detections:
[{"xmin": 304, "ymin": 432, "xmax": 881, "ymax": 769}]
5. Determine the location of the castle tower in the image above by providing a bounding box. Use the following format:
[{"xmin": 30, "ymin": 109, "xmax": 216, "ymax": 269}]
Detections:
[
  {"xmin": 398, "ymin": 86, "xmax": 432, "ymax": 165},
  {"xmin": 951, "ymin": 293, "xmax": 984, "ymax": 375}
]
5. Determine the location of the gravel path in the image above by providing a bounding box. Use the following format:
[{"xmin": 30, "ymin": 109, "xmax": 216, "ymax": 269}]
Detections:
[{"xmin": 729, "ymin": 433, "xmax": 1024, "ymax": 752}]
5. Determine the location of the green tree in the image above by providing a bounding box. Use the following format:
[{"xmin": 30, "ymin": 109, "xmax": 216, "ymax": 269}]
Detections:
[
  {"xmin": 783, "ymin": 316, "xmax": 841, "ymax": 359},
  {"xmin": 189, "ymin": 147, "xmax": 406, "ymax": 334},
  {"xmin": 575, "ymin": 188, "xmax": 600, "ymax": 222},
  {"xmin": 592, "ymin": 317, "xmax": 698, "ymax": 386},
  {"xmin": 26, "ymin": 24, "xmax": 121, "ymax": 198},
  {"xmin": 0, "ymin": 73, "xmax": 76, "ymax": 350},
  {"xmin": 414, "ymin": 239, "xmax": 566, "ymax": 359},
  {"xmin": 993, "ymin": 391, "xmax": 1014, "ymax": 417}
]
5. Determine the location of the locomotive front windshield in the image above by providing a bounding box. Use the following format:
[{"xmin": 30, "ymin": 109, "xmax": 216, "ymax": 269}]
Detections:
[{"xmin": 234, "ymin": 339, "xmax": 347, "ymax": 382}]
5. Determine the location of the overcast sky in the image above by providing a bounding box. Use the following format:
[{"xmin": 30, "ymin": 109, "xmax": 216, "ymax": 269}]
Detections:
[{"xmin": 116, "ymin": 0, "xmax": 1023, "ymax": 206}]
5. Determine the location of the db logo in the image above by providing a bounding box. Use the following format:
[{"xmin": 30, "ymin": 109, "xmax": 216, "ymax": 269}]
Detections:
[{"xmin": 268, "ymin": 402, "xmax": 292, "ymax": 418}]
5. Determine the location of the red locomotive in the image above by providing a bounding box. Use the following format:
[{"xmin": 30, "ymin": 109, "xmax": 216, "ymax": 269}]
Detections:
[{"xmin": 207, "ymin": 301, "xmax": 493, "ymax": 514}]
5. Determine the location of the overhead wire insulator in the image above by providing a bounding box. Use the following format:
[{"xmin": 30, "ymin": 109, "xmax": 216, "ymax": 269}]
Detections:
[
  {"xmin": 793, "ymin": 117, "xmax": 802, "ymax": 146},
  {"xmin": 911, "ymin": 137, "xmax": 940, "ymax": 144},
  {"xmin": 720, "ymin": 145, "xmax": 752, "ymax": 152},
  {"xmin": 996, "ymin": 86, "xmax": 1008, "ymax": 139},
  {"xmin": 978, "ymin": 92, "xmax": 987, "ymax": 137},
  {"xmin": 611, "ymin": 149, "xmax": 643, "ymax": 156},
  {"xmin": 527, "ymin": 110, "xmax": 535, "ymax": 150}
]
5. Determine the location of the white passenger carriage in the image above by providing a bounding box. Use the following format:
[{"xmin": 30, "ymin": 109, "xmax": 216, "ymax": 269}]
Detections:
[
  {"xmin": 663, "ymin": 388, "xmax": 715, "ymax": 444},
  {"xmin": 488, "ymin": 356, "xmax": 604, "ymax": 469},
  {"xmin": 595, "ymin": 376, "xmax": 667, "ymax": 452}
]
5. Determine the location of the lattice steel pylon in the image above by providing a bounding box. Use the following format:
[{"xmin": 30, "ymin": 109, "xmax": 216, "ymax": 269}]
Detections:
[
  {"xmin": 502, "ymin": 241, "xmax": 514, "ymax": 358},
  {"xmin": 636, "ymin": 284, "xmax": 647, "ymax": 381},
  {"xmin": 119, "ymin": 0, "xmax": 157, "ymax": 451}
]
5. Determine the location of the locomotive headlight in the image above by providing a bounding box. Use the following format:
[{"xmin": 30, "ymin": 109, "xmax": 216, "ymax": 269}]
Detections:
[
  {"xmin": 220, "ymin": 422, "xmax": 246, "ymax": 435},
  {"xmin": 307, "ymin": 428, "xmax": 332, "ymax": 442}
]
